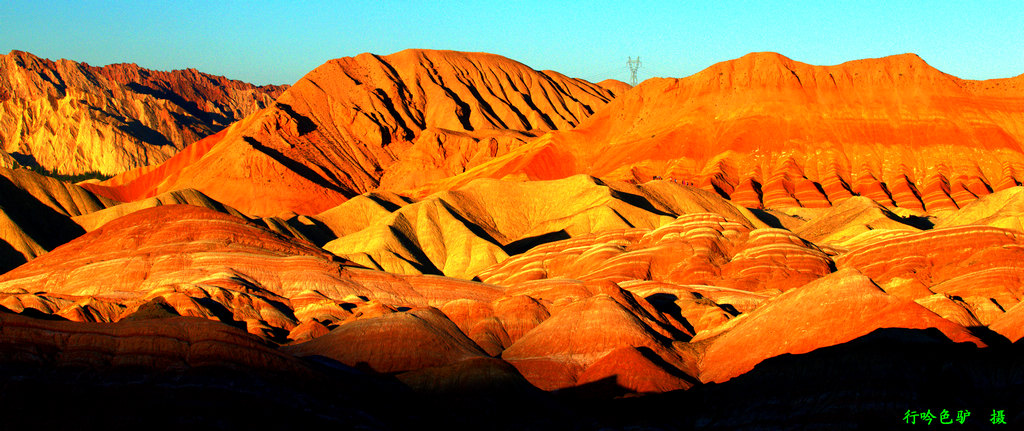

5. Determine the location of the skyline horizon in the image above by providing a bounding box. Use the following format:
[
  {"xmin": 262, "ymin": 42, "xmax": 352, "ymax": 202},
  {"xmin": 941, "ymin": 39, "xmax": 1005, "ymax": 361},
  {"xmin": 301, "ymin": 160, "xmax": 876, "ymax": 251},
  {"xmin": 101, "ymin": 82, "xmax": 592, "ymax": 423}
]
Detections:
[
  {"xmin": 5, "ymin": 46, "xmax": 1021, "ymax": 88},
  {"xmin": 2, "ymin": 1, "xmax": 1021, "ymax": 86}
]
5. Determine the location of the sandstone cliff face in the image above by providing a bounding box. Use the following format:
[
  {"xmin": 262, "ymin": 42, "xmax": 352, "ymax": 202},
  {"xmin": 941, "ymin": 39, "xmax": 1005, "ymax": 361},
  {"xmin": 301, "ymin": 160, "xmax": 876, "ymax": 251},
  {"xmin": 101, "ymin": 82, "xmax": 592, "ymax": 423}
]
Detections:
[
  {"xmin": 417, "ymin": 53, "xmax": 1024, "ymax": 212},
  {"xmin": 0, "ymin": 50, "xmax": 286, "ymax": 175},
  {"xmin": 84, "ymin": 49, "xmax": 622, "ymax": 216}
]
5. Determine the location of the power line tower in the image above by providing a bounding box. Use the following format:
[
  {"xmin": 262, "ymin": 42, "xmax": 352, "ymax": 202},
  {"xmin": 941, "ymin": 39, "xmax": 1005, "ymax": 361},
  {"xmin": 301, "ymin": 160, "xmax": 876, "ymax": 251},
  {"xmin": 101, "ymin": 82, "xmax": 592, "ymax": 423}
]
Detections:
[{"xmin": 627, "ymin": 56, "xmax": 642, "ymax": 86}]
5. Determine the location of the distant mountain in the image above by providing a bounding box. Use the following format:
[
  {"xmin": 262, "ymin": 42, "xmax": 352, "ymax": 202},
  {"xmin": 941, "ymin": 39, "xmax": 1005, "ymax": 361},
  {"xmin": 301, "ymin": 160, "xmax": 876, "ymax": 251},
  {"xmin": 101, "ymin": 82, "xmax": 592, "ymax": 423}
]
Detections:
[
  {"xmin": 83, "ymin": 49, "xmax": 623, "ymax": 216},
  {"xmin": 0, "ymin": 50, "xmax": 287, "ymax": 175}
]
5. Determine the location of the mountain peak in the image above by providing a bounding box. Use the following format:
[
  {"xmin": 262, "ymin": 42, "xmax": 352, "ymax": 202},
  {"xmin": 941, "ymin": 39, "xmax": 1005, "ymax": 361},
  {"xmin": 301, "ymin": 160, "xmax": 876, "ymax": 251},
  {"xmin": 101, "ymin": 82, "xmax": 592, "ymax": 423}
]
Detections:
[
  {"xmin": 841, "ymin": 52, "xmax": 939, "ymax": 74},
  {"xmin": 726, "ymin": 51, "xmax": 934, "ymax": 72},
  {"xmin": 738, "ymin": 51, "xmax": 797, "ymax": 63},
  {"xmin": 87, "ymin": 49, "xmax": 621, "ymax": 216},
  {"xmin": 417, "ymin": 51, "xmax": 1023, "ymax": 210},
  {"xmin": 683, "ymin": 51, "xmax": 953, "ymax": 93},
  {"xmin": 2, "ymin": 50, "xmax": 49, "ymax": 69}
]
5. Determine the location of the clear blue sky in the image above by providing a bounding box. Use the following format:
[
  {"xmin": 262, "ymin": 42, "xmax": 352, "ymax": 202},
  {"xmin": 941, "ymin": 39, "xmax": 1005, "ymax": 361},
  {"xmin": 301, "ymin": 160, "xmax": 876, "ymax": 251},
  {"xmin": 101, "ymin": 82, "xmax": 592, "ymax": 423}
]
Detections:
[{"xmin": 1, "ymin": 0, "xmax": 1021, "ymax": 85}]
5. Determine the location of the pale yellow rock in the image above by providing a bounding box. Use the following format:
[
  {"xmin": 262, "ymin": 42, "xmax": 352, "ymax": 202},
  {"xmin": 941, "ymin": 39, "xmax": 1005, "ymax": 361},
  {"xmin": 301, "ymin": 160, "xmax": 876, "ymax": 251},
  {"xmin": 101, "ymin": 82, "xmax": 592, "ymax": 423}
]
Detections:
[
  {"xmin": 324, "ymin": 175, "xmax": 766, "ymax": 279},
  {"xmin": 794, "ymin": 196, "xmax": 923, "ymax": 244},
  {"xmin": 936, "ymin": 187, "xmax": 1024, "ymax": 231},
  {"xmin": 0, "ymin": 50, "xmax": 284, "ymax": 176}
]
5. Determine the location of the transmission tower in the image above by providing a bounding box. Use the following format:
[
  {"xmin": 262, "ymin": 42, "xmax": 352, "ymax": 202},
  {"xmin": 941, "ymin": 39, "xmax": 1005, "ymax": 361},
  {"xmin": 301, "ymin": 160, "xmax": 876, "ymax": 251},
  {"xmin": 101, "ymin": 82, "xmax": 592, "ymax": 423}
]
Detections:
[{"xmin": 627, "ymin": 56, "xmax": 642, "ymax": 86}]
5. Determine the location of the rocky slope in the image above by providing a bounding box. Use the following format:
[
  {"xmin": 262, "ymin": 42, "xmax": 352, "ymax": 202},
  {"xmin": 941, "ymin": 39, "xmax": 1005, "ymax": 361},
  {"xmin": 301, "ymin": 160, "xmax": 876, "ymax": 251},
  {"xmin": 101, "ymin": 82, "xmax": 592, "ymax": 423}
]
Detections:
[
  {"xmin": 0, "ymin": 165, "xmax": 312, "ymax": 273},
  {"xmin": 0, "ymin": 166, "xmax": 112, "ymax": 272},
  {"xmin": 416, "ymin": 53, "xmax": 1024, "ymax": 212},
  {"xmin": 3, "ymin": 184, "xmax": 1022, "ymax": 398},
  {"xmin": 321, "ymin": 175, "xmax": 766, "ymax": 279},
  {"xmin": 2, "ymin": 51, "xmax": 1024, "ymax": 428},
  {"xmin": 83, "ymin": 49, "xmax": 623, "ymax": 216},
  {"xmin": 0, "ymin": 50, "xmax": 286, "ymax": 175}
]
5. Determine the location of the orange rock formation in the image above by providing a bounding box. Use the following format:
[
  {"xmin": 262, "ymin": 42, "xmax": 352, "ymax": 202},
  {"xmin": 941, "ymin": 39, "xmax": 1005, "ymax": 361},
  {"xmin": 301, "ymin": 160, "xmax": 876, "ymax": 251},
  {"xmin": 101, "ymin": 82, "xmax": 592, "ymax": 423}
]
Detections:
[
  {"xmin": 83, "ymin": 50, "xmax": 623, "ymax": 216},
  {"xmin": 2, "ymin": 50, "xmax": 1023, "ymax": 415},
  {"xmin": 416, "ymin": 53, "xmax": 1024, "ymax": 212},
  {"xmin": 0, "ymin": 166, "xmax": 112, "ymax": 272}
]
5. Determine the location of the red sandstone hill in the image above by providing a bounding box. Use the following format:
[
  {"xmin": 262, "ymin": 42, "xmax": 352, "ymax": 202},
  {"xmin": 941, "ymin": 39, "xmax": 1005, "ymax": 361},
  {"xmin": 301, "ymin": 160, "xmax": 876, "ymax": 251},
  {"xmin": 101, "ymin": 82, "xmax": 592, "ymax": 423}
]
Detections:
[
  {"xmin": 2, "ymin": 195, "xmax": 1019, "ymax": 394},
  {"xmin": 0, "ymin": 165, "xmax": 319, "ymax": 273},
  {"xmin": 0, "ymin": 166, "xmax": 113, "ymax": 272},
  {"xmin": 417, "ymin": 52, "xmax": 1024, "ymax": 211},
  {"xmin": 83, "ymin": 49, "xmax": 623, "ymax": 216},
  {"xmin": 4, "ymin": 50, "xmax": 1024, "ymax": 424},
  {"xmin": 321, "ymin": 175, "xmax": 767, "ymax": 279},
  {"xmin": 0, "ymin": 204, "xmax": 504, "ymax": 337},
  {"xmin": 0, "ymin": 50, "xmax": 286, "ymax": 175}
]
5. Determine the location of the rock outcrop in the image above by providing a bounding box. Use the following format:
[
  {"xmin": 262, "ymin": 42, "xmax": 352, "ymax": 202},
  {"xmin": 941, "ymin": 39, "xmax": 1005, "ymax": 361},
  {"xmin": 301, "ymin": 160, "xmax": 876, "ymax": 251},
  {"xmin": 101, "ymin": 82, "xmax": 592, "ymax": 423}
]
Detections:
[
  {"xmin": 0, "ymin": 50, "xmax": 286, "ymax": 175},
  {"xmin": 479, "ymin": 212, "xmax": 831, "ymax": 292}
]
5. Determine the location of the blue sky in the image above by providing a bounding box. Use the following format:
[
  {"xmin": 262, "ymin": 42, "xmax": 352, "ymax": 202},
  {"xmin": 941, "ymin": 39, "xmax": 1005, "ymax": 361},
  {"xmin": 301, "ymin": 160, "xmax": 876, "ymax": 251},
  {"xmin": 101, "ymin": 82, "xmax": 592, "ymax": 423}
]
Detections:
[{"xmin": 1, "ymin": 1, "xmax": 1021, "ymax": 85}]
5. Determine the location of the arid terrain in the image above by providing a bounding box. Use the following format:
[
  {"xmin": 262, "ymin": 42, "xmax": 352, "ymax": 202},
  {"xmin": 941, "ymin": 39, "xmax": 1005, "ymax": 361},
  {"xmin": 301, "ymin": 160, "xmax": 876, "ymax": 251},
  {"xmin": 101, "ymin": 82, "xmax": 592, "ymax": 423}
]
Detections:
[{"xmin": 1, "ymin": 48, "xmax": 1023, "ymax": 429}]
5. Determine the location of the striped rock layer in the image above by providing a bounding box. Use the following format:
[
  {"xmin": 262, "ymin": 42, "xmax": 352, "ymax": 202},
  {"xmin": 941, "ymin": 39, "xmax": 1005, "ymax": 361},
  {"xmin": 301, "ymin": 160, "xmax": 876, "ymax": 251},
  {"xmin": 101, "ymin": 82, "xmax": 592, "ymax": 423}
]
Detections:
[
  {"xmin": 414, "ymin": 52, "xmax": 1024, "ymax": 213},
  {"xmin": 84, "ymin": 49, "xmax": 625, "ymax": 216},
  {"xmin": 2, "ymin": 51, "xmax": 1024, "ymax": 402}
]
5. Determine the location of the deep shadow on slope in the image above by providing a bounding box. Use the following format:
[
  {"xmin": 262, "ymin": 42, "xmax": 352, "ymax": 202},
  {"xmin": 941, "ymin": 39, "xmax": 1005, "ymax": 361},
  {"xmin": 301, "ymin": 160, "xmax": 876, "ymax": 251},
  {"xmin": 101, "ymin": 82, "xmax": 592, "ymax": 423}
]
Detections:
[
  {"xmin": 0, "ymin": 241, "xmax": 24, "ymax": 275},
  {"xmin": 747, "ymin": 208, "xmax": 786, "ymax": 229},
  {"xmin": 0, "ymin": 175, "xmax": 87, "ymax": 272},
  {"xmin": 0, "ymin": 311, "xmax": 577, "ymax": 431},
  {"xmin": 0, "ymin": 350, "xmax": 579, "ymax": 431},
  {"xmin": 241, "ymin": 135, "xmax": 353, "ymax": 197},
  {"xmin": 4, "ymin": 314, "xmax": 1024, "ymax": 430},
  {"xmin": 125, "ymin": 82, "xmax": 233, "ymax": 126},
  {"xmin": 889, "ymin": 212, "xmax": 935, "ymax": 230},
  {"xmin": 597, "ymin": 327, "xmax": 1024, "ymax": 430}
]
